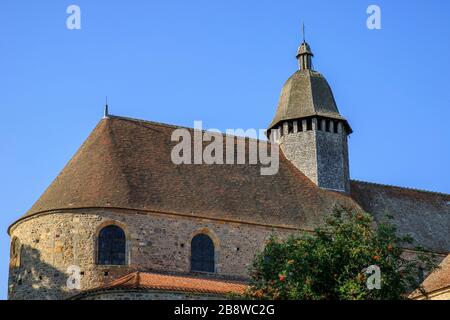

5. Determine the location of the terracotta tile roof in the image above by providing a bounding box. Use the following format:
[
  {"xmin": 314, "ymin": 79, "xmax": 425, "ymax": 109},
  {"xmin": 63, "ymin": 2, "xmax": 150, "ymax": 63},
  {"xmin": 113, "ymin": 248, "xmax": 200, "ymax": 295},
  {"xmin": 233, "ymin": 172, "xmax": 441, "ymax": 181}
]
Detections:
[
  {"xmin": 350, "ymin": 180, "xmax": 450, "ymax": 253},
  {"xmin": 10, "ymin": 115, "xmax": 447, "ymax": 253},
  {"xmin": 88, "ymin": 271, "xmax": 248, "ymax": 296},
  {"xmin": 10, "ymin": 115, "xmax": 361, "ymax": 232},
  {"xmin": 410, "ymin": 254, "xmax": 450, "ymax": 299}
]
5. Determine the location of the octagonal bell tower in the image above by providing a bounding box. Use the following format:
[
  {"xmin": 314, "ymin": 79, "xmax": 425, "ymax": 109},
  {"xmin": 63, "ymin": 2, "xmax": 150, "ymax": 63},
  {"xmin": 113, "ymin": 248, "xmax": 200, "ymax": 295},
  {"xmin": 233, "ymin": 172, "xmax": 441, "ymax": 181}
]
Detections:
[{"xmin": 268, "ymin": 35, "xmax": 352, "ymax": 193}]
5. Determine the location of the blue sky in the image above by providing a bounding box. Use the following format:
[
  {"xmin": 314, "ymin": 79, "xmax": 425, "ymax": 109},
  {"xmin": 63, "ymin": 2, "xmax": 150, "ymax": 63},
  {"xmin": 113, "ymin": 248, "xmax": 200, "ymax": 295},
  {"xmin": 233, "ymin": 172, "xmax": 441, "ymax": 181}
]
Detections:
[{"xmin": 0, "ymin": 0, "xmax": 449, "ymax": 299}]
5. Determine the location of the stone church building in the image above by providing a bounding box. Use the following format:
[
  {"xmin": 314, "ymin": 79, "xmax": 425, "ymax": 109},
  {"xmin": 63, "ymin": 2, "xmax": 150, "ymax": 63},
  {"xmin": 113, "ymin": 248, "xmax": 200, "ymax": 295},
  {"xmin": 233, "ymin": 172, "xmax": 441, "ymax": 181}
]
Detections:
[{"xmin": 8, "ymin": 37, "xmax": 450, "ymax": 300}]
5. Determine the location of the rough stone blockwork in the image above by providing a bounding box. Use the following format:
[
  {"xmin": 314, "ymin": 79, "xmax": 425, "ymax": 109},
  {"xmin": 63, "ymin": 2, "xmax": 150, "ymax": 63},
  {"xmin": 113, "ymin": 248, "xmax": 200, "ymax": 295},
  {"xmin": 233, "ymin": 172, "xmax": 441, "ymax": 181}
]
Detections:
[{"xmin": 8, "ymin": 210, "xmax": 293, "ymax": 300}]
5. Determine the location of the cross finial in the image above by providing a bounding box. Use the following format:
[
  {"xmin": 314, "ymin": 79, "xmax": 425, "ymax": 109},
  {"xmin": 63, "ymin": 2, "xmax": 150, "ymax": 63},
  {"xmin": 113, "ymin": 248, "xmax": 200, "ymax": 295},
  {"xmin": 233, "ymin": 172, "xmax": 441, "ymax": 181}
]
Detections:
[{"xmin": 103, "ymin": 96, "xmax": 109, "ymax": 119}]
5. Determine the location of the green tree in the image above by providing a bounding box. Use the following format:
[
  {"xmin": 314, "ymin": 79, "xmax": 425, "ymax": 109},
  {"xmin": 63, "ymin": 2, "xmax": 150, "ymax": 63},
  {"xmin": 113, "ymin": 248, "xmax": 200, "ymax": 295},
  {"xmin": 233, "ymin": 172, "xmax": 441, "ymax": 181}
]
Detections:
[{"xmin": 247, "ymin": 206, "xmax": 437, "ymax": 300}]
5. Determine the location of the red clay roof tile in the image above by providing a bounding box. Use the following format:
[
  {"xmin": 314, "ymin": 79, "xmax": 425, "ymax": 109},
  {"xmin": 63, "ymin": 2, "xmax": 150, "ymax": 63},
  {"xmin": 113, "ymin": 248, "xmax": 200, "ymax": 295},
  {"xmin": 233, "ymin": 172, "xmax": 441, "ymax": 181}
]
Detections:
[
  {"xmin": 410, "ymin": 254, "xmax": 450, "ymax": 299},
  {"xmin": 98, "ymin": 271, "xmax": 248, "ymax": 296}
]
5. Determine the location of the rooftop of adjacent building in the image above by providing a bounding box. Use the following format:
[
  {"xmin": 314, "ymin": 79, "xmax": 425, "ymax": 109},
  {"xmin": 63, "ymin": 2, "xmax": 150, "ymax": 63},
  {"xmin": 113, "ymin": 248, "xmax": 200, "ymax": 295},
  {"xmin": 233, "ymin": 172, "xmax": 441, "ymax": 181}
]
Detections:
[
  {"xmin": 69, "ymin": 271, "xmax": 248, "ymax": 299},
  {"xmin": 410, "ymin": 254, "xmax": 450, "ymax": 299}
]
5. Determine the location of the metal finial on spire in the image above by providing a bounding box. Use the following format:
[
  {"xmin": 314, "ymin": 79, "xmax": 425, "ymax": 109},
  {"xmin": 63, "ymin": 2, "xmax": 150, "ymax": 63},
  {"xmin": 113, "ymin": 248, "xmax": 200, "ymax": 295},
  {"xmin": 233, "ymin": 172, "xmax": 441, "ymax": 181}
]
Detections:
[
  {"xmin": 302, "ymin": 22, "xmax": 305, "ymax": 43},
  {"xmin": 103, "ymin": 97, "xmax": 109, "ymax": 119},
  {"xmin": 296, "ymin": 24, "xmax": 314, "ymax": 70}
]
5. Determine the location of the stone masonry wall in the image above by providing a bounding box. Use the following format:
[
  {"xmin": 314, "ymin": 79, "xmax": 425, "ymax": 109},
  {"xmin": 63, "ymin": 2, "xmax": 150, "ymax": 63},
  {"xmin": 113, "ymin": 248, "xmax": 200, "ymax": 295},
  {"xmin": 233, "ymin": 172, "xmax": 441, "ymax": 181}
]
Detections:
[
  {"xmin": 280, "ymin": 130, "xmax": 318, "ymax": 185},
  {"xmin": 8, "ymin": 209, "xmax": 294, "ymax": 300},
  {"xmin": 279, "ymin": 119, "xmax": 350, "ymax": 193},
  {"xmin": 316, "ymin": 130, "xmax": 350, "ymax": 192}
]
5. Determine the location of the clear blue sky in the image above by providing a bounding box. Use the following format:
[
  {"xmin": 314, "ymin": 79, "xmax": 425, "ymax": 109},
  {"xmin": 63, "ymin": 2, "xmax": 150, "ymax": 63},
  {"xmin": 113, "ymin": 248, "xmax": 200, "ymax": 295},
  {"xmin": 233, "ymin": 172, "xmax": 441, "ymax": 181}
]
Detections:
[{"xmin": 0, "ymin": 0, "xmax": 449, "ymax": 299}]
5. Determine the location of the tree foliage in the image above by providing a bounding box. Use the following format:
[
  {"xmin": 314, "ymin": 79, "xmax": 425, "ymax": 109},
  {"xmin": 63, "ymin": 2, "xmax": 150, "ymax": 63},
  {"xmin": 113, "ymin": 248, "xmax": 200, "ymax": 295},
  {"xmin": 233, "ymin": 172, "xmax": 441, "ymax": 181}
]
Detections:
[{"xmin": 247, "ymin": 207, "xmax": 437, "ymax": 300}]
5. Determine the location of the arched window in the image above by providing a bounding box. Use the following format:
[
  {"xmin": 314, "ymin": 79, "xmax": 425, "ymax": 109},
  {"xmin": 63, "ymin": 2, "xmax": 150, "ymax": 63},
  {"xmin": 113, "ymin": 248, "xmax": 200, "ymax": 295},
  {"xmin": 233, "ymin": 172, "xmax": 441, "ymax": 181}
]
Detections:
[
  {"xmin": 97, "ymin": 225, "xmax": 126, "ymax": 265},
  {"xmin": 191, "ymin": 234, "xmax": 215, "ymax": 273}
]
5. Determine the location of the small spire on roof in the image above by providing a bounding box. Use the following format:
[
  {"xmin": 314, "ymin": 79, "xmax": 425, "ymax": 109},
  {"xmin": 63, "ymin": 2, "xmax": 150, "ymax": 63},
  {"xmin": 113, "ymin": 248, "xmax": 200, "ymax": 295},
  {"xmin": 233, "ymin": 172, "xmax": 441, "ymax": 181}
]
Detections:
[
  {"xmin": 302, "ymin": 22, "xmax": 306, "ymax": 43},
  {"xmin": 296, "ymin": 23, "xmax": 314, "ymax": 70},
  {"xmin": 103, "ymin": 97, "xmax": 109, "ymax": 119}
]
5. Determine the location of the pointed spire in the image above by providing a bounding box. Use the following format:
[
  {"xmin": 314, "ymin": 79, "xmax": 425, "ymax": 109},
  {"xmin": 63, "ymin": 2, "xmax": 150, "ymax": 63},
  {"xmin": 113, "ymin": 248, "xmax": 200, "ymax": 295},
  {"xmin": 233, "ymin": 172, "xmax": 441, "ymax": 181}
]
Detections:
[
  {"xmin": 302, "ymin": 22, "xmax": 306, "ymax": 43},
  {"xmin": 103, "ymin": 97, "xmax": 109, "ymax": 119},
  {"xmin": 296, "ymin": 23, "xmax": 314, "ymax": 70}
]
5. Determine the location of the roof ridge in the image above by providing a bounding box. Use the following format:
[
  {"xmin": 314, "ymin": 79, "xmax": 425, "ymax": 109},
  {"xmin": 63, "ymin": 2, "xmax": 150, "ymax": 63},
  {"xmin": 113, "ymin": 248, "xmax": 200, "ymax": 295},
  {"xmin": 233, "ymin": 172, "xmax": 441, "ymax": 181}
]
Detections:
[
  {"xmin": 103, "ymin": 271, "xmax": 138, "ymax": 288},
  {"xmin": 21, "ymin": 120, "xmax": 107, "ymax": 216},
  {"xmin": 107, "ymin": 115, "xmax": 268, "ymax": 144},
  {"xmin": 351, "ymin": 179, "xmax": 450, "ymax": 197},
  {"xmin": 22, "ymin": 119, "xmax": 133, "ymax": 220},
  {"xmin": 307, "ymin": 69, "xmax": 318, "ymax": 116},
  {"xmin": 108, "ymin": 114, "xmax": 190, "ymax": 131}
]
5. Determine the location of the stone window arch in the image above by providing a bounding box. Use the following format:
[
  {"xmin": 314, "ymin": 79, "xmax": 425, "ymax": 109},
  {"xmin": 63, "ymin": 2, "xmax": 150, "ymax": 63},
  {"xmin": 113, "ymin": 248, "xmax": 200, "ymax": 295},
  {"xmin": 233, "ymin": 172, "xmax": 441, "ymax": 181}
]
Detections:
[
  {"xmin": 191, "ymin": 233, "xmax": 215, "ymax": 273},
  {"xmin": 97, "ymin": 225, "xmax": 126, "ymax": 265}
]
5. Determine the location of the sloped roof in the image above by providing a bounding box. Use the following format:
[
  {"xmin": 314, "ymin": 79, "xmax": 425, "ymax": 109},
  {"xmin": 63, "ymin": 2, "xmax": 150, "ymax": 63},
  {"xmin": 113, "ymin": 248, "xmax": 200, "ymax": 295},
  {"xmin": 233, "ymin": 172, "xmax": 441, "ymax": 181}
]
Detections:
[
  {"xmin": 350, "ymin": 180, "xmax": 450, "ymax": 253},
  {"xmin": 410, "ymin": 254, "xmax": 450, "ymax": 299},
  {"xmin": 268, "ymin": 70, "xmax": 350, "ymax": 131},
  {"xmin": 11, "ymin": 115, "xmax": 360, "ymax": 231},
  {"xmin": 71, "ymin": 271, "xmax": 248, "ymax": 298}
]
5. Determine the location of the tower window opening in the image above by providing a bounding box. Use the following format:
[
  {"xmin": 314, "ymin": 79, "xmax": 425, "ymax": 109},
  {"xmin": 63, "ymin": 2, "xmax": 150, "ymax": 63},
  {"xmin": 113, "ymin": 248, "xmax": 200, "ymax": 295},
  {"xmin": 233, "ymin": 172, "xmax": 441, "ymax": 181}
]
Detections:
[
  {"xmin": 317, "ymin": 118, "xmax": 322, "ymax": 131},
  {"xmin": 271, "ymin": 129, "xmax": 277, "ymax": 140},
  {"xmin": 298, "ymin": 121, "xmax": 303, "ymax": 132},
  {"xmin": 326, "ymin": 120, "xmax": 331, "ymax": 132},
  {"xmin": 306, "ymin": 119, "xmax": 312, "ymax": 131},
  {"xmin": 279, "ymin": 125, "xmax": 284, "ymax": 137},
  {"xmin": 288, "ymin": 122, "xmax": 293, "ymax": 134},
  {"xmin": 333, "ymin": 121, "xmax": 339, "ymax": 133}
]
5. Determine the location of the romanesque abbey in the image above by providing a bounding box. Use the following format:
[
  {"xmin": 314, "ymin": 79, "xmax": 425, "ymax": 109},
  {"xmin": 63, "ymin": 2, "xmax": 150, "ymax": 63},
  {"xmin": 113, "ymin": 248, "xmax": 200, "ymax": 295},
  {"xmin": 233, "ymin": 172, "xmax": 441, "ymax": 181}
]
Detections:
[{"xmin": 8, "ymin": 36, "xmax": 450, "ymax": 300}]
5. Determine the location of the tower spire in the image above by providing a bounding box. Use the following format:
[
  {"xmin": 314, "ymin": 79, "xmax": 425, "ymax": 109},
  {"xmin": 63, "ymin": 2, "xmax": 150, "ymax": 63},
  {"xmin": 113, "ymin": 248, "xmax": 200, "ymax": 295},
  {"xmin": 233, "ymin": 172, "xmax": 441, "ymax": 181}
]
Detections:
[
  {"xmin": 103, "ymin": 97, "xmax": 109, "ymax": 119},
  {"xmin": 302, "ymin": 22, "xmax": 305, "ymax": 43},
  {"xmin": 296, "ymin": 23, "xmax": 314, "ymax": 70}
]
